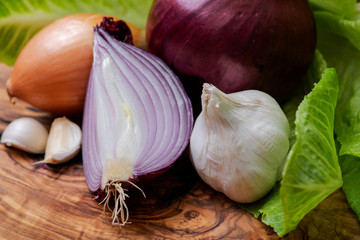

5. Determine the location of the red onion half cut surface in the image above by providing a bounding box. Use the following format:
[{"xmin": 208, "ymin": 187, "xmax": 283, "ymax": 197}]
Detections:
[{"xmin": 82, "ymin": 19, "xmax": 193, "ymax": 225}]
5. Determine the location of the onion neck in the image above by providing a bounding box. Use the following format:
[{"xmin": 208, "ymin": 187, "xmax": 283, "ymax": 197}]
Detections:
[{"xmin": 99, "ymin": 17, "xmax": 133, "ymax": 44}]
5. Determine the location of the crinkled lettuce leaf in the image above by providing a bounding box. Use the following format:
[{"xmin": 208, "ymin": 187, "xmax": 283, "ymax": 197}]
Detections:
[
  {"xmin": 317, "ymin": 32, "xmax": 360, "ymax": 157},
  {"xmin": 313, "ymin": 10, "xmax": 360, "ymax": 53},
  {"xmin": 244, "ymin": 2, "xmax": 360, "ymax": 236},
  {"xmin": 0, "ymin": 0, "xmax": 152, "ymax": 66},
  {"xmin": 242, "ymin": 54, "xmax": 342, "ymax": 237},
  {"xmin": 280, "ymin": 67, "xmax": 342, "ymax": 235},
  {"xmin": 282, "ymin": 49, "xmax": 328, "ymax": 148},
  {"xmin": 340, "ymin": 155, "xmax": 360, "ymax": 217},
  {"xmin": 309, "ymin": 0, "xmax": 357, "ymax": 17},
  {"xmin": 309, "ymin": 0, "xmax": 360, "ymax": 221},
  {"xmin": 242, "ymin": 184, "xmax": 284, "ymax": 233},
  {"xmin": 314, "ymin": 7, "xmax": 360, "ymax": 220}
]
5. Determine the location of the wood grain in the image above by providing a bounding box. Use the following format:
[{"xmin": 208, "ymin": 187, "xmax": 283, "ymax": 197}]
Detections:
[{"xmin": 0, "ymin": 62, "xmax": 359, "ymax": 239}]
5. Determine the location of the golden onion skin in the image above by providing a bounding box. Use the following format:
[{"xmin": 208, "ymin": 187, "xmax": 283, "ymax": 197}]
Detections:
[{"xmin": 7, "ymin": 13, "xmax": 145, "ymax": 116}]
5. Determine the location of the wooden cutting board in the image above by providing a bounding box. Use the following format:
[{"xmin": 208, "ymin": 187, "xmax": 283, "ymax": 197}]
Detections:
[{"xmin": 0, "ymin": 63, "xmax": 359, "ymax": 240}]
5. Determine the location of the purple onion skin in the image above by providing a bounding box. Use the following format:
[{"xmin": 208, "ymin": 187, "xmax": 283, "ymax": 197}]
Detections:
[
  {"xmin": 146, "ymin": 0, "xmax": 317, "ymax": 103},
  {"xmin": 100, "ymin": 17, "xmax": 133, "ymax": 44}
]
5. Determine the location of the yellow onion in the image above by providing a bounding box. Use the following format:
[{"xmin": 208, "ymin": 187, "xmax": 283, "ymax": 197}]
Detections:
[{"xmin": 6, "ymin": 13, "xmax": 145, "ymax": 116}]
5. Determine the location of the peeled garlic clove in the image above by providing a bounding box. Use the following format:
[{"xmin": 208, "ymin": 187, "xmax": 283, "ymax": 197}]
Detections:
[
  {"xmin": 35, "ymin": 117, "xmax": 82, "ymax": 165},
  {"xmin": 190, "ymin": 83, "xmax": 290, "ymax": 203},
  {"xmin": 1, "ymin": 117, "xmax": 48, "ymax": 154}
]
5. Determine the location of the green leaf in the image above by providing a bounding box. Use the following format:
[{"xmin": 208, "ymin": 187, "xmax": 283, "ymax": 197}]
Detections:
[
  {"xmin": 336, "ymin": 89, "xmax": 360, "ymax": 156},
  {"xmin": 241, "ymin": 2, "xmax": 360, "ymax": 236},
  {"xmin": 282, "ymin": 50, "xmax": 328, "ymax": 148},
  {"xmin": 0, "ymin": 0, "xmax": 152, "ymax": 66},
  {"xmin": 314, "ymin": 1, "xmax": 360, "ymax": 219},
  {"xmin": 240, "ymin": 59, "xmax": 342, "ymax": 237},
  {"xmin": 313, "ymin": 11, "xmax": 360, "ymax": 52},
  {"xmin": 317, "ymin": 32, "xmax": 360, "ymax": 157},
  {"xmin": 241, "ymin": 184, "xmax": 284, "ymax": 234},
  {"xmin": 280, "ymin": 68, "xmax": 342, "ymax": 235},
  {"xmin": 340, "ymin": 154, "xmax": 360, "ymax": 218},
  {"xmin": 309, "ymin": 0, "xmax": 357, "ymax": 18}
]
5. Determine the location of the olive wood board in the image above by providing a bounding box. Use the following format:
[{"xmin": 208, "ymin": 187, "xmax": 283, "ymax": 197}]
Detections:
[{"xmin": 0, "ymin": 63, "xmax": 359, "ymax": 240}]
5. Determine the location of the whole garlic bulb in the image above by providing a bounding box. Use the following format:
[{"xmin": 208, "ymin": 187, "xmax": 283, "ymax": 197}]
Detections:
[{"xmin": 190, "ymin": 84, "xmax": 290, "ymax": 203}]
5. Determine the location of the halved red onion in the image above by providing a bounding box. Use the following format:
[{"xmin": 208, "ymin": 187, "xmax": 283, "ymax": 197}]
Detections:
[{"xmin": 82, "ymin": 19, "xmax": 193, "ymax": 225}]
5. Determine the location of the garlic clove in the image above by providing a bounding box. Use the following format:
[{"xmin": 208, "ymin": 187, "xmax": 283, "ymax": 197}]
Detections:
[
  {"xmin": 1, "ymin": 117, "xmax": 49, "ymax": 154},
  {"xmin": 35, "ymin": 117, "xmax": 82, "ymax": 165}
]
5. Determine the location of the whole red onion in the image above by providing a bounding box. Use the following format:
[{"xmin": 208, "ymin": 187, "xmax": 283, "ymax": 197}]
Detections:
[{"xmin": 146, "ymin": 0, "xmax": 316, "ymax": 103}]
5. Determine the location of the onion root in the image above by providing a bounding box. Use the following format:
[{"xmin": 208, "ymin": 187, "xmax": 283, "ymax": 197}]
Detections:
[{"xmin": 100, "ymin": 180, "xmax": 146, "ymax": 226}]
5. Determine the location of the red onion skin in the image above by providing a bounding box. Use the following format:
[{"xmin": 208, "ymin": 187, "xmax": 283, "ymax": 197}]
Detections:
[
  {"xmin": 100, "ymin": 17, "xmax": 134, "ymax": 44},
  {"xmin": 146, "ymin": 0, "xmax": 316, "ymax": 103}
]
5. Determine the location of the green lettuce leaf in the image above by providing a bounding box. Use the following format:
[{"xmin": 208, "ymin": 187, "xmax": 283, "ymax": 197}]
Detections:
[
  {"xmin": 0, "ymin": 0, "xmax": 152, "ymax": 65},
  {"xmin": 340, "ymin": 154, "xmax": 360, "ymax": 217},
  {"xmin": 309, "ymin": 0, "xmax": 357, "ymax": 18},
  {"xmin": 282, "ymin": 50, "xmax": 328, "ymax": 148},
  {"xmin": 313, "ymin": 11, "xmax": 360, "ymax": 52},
  {"xmin": 242, "ymin": 51, "xmax": 326, "ymax": 235},
  {"xmin": 280, "ymin": 67, "xmax": 342, "ymax": 235},
  {"xmin": 311, "ymin": 0, "xmax": 360, "ymax": 221},
  {"xmin": 313, "ymin": 0, "xmax": 360, "ymax": 221},
  {"xmin": 242, "ymin": 184, "xmax": 284, "ymax": 233},
  {"xmin": 241, "ymin": 55, "xmax": 342, "ymax": 237},
  {"xmin": 317, "ymin": 27, "xmax": 360, "ymax": 157}
]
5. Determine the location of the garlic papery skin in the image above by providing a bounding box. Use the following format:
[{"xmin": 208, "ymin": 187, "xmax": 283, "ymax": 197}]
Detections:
[
  {"xmin": 1, "ymin": 117, "xmax": 48, "ymax": 154},
  {"xmin": 190, "ymin": 84, "xmax": 290, "ymax": 203},
  {"xmin": 35, "ymin": 117, "xmax": 82, "ymax": 165}
]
